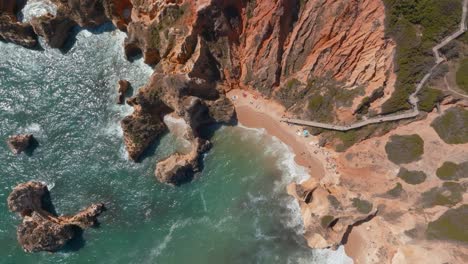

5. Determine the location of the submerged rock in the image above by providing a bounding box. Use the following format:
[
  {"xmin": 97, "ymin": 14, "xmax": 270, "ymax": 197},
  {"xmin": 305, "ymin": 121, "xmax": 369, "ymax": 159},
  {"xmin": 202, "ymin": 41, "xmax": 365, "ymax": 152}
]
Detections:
[
  {"xmin": 7, "ymin": 134, "xmax": 34, "ymax": 154},
  {"xmin": 7, "ymin": 181, "xmax": 105, "ymax": 253}
]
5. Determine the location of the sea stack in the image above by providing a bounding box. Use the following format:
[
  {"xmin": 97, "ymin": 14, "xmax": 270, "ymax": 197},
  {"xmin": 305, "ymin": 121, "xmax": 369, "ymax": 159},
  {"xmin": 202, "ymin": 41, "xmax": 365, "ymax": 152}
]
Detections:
[
  {"xmin": 117, "ymin": 79, "xmax": 130, "ymax": 104},
  {"xmin": 7, "ymin": 134, "xmax": 34, "ymax": 154},
  {"xmin": 7, "ymin": 181, "xmax": 105, "ymax": 253}
]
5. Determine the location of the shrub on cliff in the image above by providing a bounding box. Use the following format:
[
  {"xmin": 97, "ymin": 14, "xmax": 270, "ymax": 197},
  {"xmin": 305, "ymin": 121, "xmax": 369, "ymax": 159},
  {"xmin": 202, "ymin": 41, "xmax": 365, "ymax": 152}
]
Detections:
[
  {"xmin": 417, "ymin": 87, "xmax": 445, "ymax": 112},
  {"xmin": 431, "ymin": 106, "xmax": 468, "ymax": 144},
  {"xmin": 351, "ymin": 198, "xmax": 373, "ymax": 214},
  {"xmin": 381, "ymin": 0, "xmax": 462, "ymax": 114},
  {"xmin": 385, "ymin": 134, "xmax": 424, "ymax": 164},
  {"xmin": 397, "ymin": 167, "xmax": 427, "ymax": 184},
  {"xmin": 436, "ymin": 161, "xmax": 468, "ymax": 181},
  {"xmin": 456, "ymin": 58, "xmax": 468, "ymax": 93},
  {"xmin": 426, "ymin": 204, "xmax": 468, "ymax": 243},
  {"xmin": 421, "ymin": 182, "xmax": 464, "ymax": 208}
]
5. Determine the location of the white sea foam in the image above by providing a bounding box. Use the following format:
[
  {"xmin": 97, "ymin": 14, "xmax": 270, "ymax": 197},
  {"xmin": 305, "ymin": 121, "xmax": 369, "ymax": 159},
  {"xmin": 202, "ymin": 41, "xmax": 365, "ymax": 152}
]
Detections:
[
  {"xmin": 149, "ymin": 220, "xmax": 185, "ymax": 259},
  {"xmin": 19, "ymin": 0, "xmax": 57, "ymax": 22},
  {"xmin": 310, "ymin": 246, "xmax": 354, "ymax": 264},
  {"xmin": 40, "ymin": 180, "xmax": 55, "ymax": 190},
  {"xmin": 237, "ymin": 125, "xmax": 353, "ymax": 264},
  {"xmin": 102, "ymin": 121, "xmax": 123, "ymax": 137},
  {"xmin": 119, "ymin": 144, "xmax": 130, "ymax": 160},
  {"xmin": 24, "ymin": 123, "xmax": 41, "ymax": 133}
]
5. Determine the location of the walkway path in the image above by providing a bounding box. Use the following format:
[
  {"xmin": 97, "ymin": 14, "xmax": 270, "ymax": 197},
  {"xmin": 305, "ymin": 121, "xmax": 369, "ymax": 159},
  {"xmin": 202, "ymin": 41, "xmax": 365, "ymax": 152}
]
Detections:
[
  {"xmin": 444, "ymin": 76, "xmax": 468, "ymax": 99},
  {"xmin": 282, "ymin": 0, "xmax": 468, "ymax": 131}
]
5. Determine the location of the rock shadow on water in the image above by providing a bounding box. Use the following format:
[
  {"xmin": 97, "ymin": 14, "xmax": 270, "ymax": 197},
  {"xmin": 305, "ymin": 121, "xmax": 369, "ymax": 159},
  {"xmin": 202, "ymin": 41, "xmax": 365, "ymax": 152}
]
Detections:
[
  {"xmin": 40, "ymin": 187, "xmax": 58, "ymax": 216},
  {"xmin": 23, "ymin": 137, "xmax": 39, "ymax": 156},
  {"xmin": 135, "ymin": 132, "xmax": 167, "ymax": 163},
  {"xmin": 198, "ymin": 120, "xmax": 238, "ymax": 140},
  {"xmin": 61, "ymin": 227, "xmax": 85, "ymax": 252},
  {"xmin": 59, "ymin": 22, "xmax": 116, "ymax": 54}
]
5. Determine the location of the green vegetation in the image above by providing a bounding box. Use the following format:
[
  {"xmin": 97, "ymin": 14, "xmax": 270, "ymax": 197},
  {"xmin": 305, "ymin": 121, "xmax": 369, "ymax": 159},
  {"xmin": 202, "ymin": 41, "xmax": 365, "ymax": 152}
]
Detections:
[
  {"xmin": 436, "ymin": 161, "xmax": 468, "ymax": 181},
  {"xmin": 327, "ymin": 195, "xmax": 342, "ymax": 209},
  {"xmin": 354, "ymin": 87, "xmax": 385, "ymax": 115},
  {"xmin": 326, "ymin": 121, "xmax": 397, "ymax": 152},
  {"xmin": 417, "ymin": 87, "xmax": 445, "ymax": 112},
  {"xmin": 320, "ymin": 215, "xmax": 335, "ymax": 228},
  {"xmin": 381, "ymin": 0, "xmax": 462, "ymax": 114},
  {"xmin": 246, "ymin": 0, "xmax": 256, "ymax": 19},
  {"xmin": 148, "ymin": 4, "xmax": 187, "ymax": 48},
  {"xmin": 397, "ymin": 167, "xmax": 427, "ymax": 184},
  {"xmin": 431, "ymin": 106, "xmax": 468, "ymax": 144},
  {"xmin": 456, "ymin": 58, "xmax": 468, "ymax": 93},
  {"xmin": 385, "ymin": 134, "xmax": 424, "ymax": 164},
  {"xmin": 386, "ymin": 182, "xmax": 404, "ymax": 198},
  {"xmin": 426, "ymin": 204, "xmax": 468, "ymax": 242},
  {"xmin": 352, "ymin": 198, "xmax": 373, "ymax": 214},
  {"xmin": 421, "ymin": 182, "xmax": 465, "ymax": 208},
  {"xmin": 306, "ymin": 80, "xmax": 363, "ymax": 123},
  {"xmin": 334, "ymin": 130, "xmax": 358, "ymax": 152}
]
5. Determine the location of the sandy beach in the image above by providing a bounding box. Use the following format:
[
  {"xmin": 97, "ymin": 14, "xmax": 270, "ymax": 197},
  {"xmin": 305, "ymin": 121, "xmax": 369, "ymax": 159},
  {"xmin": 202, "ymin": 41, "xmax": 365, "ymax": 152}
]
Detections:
[
  {"xmin": 229, "ymin": 90, "xmax": 324, "ymax": 176},
  {"xmin": 228, "ymin": 89, "xmax": 360, "ymax": 258},
  {"xmin": 227, "ymin": 89, "xmax": 344, "ymax": 181}
]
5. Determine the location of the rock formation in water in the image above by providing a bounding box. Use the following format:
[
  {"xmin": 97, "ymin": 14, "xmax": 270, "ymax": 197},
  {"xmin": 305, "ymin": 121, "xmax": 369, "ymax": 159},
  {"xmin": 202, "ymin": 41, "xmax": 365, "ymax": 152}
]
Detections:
[
  {"xmin": 7, "ymin": 181, "xmax": 105, "ymax": 252},
  {"xmin": 7, "ymin": 134, "xmax": 35, "ymax": 154},
  {"xmin": 4, "ymin": 0, "xmax": 440, "ymax": 259},
  {"xmin": 117, "ymin": 79, "xmax": 130, "ymax": 104},
  {"xmin": 30, "ymin": 0, "xmax": 114, "ymax": 48},
  {"xmin": 0, "ymin": 0, "xmax": 37, "ymax": 47},
  {"xmin": 155, "ymin": 137, "xmax": 212, "ymax": 185},
  {"xmin": 2, "ymin": 0, "xmax": 393, "ymax": 177}
]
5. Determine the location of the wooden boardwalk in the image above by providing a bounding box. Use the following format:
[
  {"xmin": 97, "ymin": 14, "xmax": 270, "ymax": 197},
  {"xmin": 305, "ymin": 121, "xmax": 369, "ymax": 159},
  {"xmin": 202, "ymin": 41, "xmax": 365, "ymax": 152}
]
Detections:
[{"xmin": 282, "ymin": 0, "xmax": 468, "ymax": 131}]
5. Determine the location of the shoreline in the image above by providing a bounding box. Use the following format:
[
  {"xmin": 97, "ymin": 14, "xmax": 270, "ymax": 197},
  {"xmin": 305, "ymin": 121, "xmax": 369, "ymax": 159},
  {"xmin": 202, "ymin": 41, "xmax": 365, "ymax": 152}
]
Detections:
[
  {"xmin": 227, "ymin": 89, "xmax": 359, "ymax": 260},
  {"xmin": 228, "ymin": 89, "xmax": 330, "ymax": 180}
]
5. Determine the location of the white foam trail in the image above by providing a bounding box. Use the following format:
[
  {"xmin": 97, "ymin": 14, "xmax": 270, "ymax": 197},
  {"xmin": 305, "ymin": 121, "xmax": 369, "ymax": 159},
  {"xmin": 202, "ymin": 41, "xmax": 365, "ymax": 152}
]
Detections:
[
  {"xmin": 148, "ymin": 218, "xmax": 198, "ymax": 261},
  {"xmin": 20, "ymin": 0, "xmax": 57, "ymax": 22},
  {"xmin": 200, "ymin": 192, "xmax": 207, "ymax": 212}
]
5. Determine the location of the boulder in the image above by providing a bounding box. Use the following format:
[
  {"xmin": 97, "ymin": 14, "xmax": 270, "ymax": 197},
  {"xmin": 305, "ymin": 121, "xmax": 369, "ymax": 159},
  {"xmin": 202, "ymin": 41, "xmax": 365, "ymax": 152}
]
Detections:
[
  {"xmin": 17, "ymin": 212, "xmax": 75, "ymax": 253},
  {"xmin": 7, "ymin": 181, "xmax": 105, "ymax": 253},
  {"xmin": 7, "ymin": 134, "xmax": 34, "ymax": 154}
]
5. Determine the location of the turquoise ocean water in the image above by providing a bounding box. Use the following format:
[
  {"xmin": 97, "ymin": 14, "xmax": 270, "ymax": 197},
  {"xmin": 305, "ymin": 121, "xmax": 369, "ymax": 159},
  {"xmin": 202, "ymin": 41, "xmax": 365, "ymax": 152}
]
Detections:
[{"xmin": 0, "ymin": 3, "xmax": 351, "ymax": 263}]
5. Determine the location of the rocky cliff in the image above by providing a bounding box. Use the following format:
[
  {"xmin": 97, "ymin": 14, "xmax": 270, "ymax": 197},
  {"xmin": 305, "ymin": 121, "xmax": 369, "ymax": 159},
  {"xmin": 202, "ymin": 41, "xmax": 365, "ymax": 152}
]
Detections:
[
  {"xmin": 1, "ymin": 0, "xmax": 401, "ymax": 256},
  {"xmin": 0, "ymin": 0, "xmax": 395, "ymax": 172}
]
